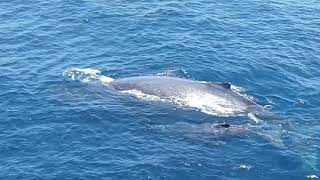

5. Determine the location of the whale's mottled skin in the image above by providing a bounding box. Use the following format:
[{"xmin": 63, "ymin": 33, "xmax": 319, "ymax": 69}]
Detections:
[{"xmin": 110, "ymin": 76, "xmax": 263, "ymax": 115}]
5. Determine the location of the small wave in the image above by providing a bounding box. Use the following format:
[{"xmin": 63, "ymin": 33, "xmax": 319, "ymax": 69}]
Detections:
[{"xmin": 63, "ymin": 68, "xmax": 114, "ymax": 84}]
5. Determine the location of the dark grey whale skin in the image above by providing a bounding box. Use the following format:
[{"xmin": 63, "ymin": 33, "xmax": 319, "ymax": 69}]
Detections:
[{"xmin": 109, "ymin": 76, "xmax": 263, "ymax": 114}]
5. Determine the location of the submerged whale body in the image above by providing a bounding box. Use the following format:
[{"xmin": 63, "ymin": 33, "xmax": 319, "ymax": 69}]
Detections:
[{"xmin": 109, "ymin": 76, "xmax": 263, "ymax": 116}]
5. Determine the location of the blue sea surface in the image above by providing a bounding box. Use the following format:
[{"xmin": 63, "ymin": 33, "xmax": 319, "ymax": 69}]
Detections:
[{"xmin": 1, "ymin": 0, "xmax": 320, "ymax": 179}]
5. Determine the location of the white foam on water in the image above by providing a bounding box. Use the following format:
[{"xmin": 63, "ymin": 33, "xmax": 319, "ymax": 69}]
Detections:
[
  {"xmin": 238, "ymin": 164, "xmax": 253, "ymax": 170},
  {"xmin": 63, "ymin": 68, "xmax": 114, "ymax": 84},
  {"xmin": 231, "ymin": 85, "xmax": 259, "ymax": 103},
  {"xmin": 99, "ymin": 75, "xmax": 115, "ymax": 84},
  {"xmin": 231, "ymin": 85, "xmax": 246, "ymax": 93},
  {"xmin": 74, "ymin": 68, "xmax": 100, "ymax": 74},
  {"xmin": 307, "ymin": 175, "xmax": 319, "ymax": 179},
  {"xmin": 263, "ymin": 104, "xmax": 273, "ymax": 110},
  {"xmin": 248, "ymin": 112, "xmax": 261, "ymax": 123}
]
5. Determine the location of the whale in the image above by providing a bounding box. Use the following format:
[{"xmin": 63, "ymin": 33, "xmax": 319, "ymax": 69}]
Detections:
[
  {"xmin": 109, "ymin": 76, "xmax": 264, "ymax": 117},
  {"xmin": 63, "ymin": 68, "xmax": 265, "ymax": 118}
]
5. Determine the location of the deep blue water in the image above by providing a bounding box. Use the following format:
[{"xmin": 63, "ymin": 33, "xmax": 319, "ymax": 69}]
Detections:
[{"xmin": 1, "ymin": 0, "xmax": 320, "ymax": 179}]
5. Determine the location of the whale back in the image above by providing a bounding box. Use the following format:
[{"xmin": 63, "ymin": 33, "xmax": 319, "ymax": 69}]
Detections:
[
  {"xmin": 110, "ymin": 76, "xmax": 262, "ymax": 116},
  {"xmin": 110, "ymin": 76, "xmax": 210, "ymax": 97}
]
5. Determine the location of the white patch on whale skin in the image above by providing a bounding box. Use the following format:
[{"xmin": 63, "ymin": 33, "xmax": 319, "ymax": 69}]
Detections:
[
  {"xmin": 177, "ymin": 91, "xmax": 245, "ymax": 116},
  {"xmin": 119, "ymin": 89, "xmax": 164, "ymax": 102},
  {"xmin": 63, "ymin": 68, "xmax": 114, "ymax": 83},
  {"xmin": 120, "ymin": 89, "xmax": 246, "ymax": 117}
]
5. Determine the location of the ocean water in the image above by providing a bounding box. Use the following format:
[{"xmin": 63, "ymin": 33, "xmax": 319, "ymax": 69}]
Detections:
[{"xmin": 1, "ymin": 0, "xmax": 320, "ymax": 179}]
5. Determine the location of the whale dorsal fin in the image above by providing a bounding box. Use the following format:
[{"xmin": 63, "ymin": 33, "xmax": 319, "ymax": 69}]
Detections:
[
  {"xmin": 217, "ymin": 124, "xmax": 230, "ymax": 128},
  {"xmin": 216, "ymin": 82, "xmax": 231, "ymax": 89}
]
